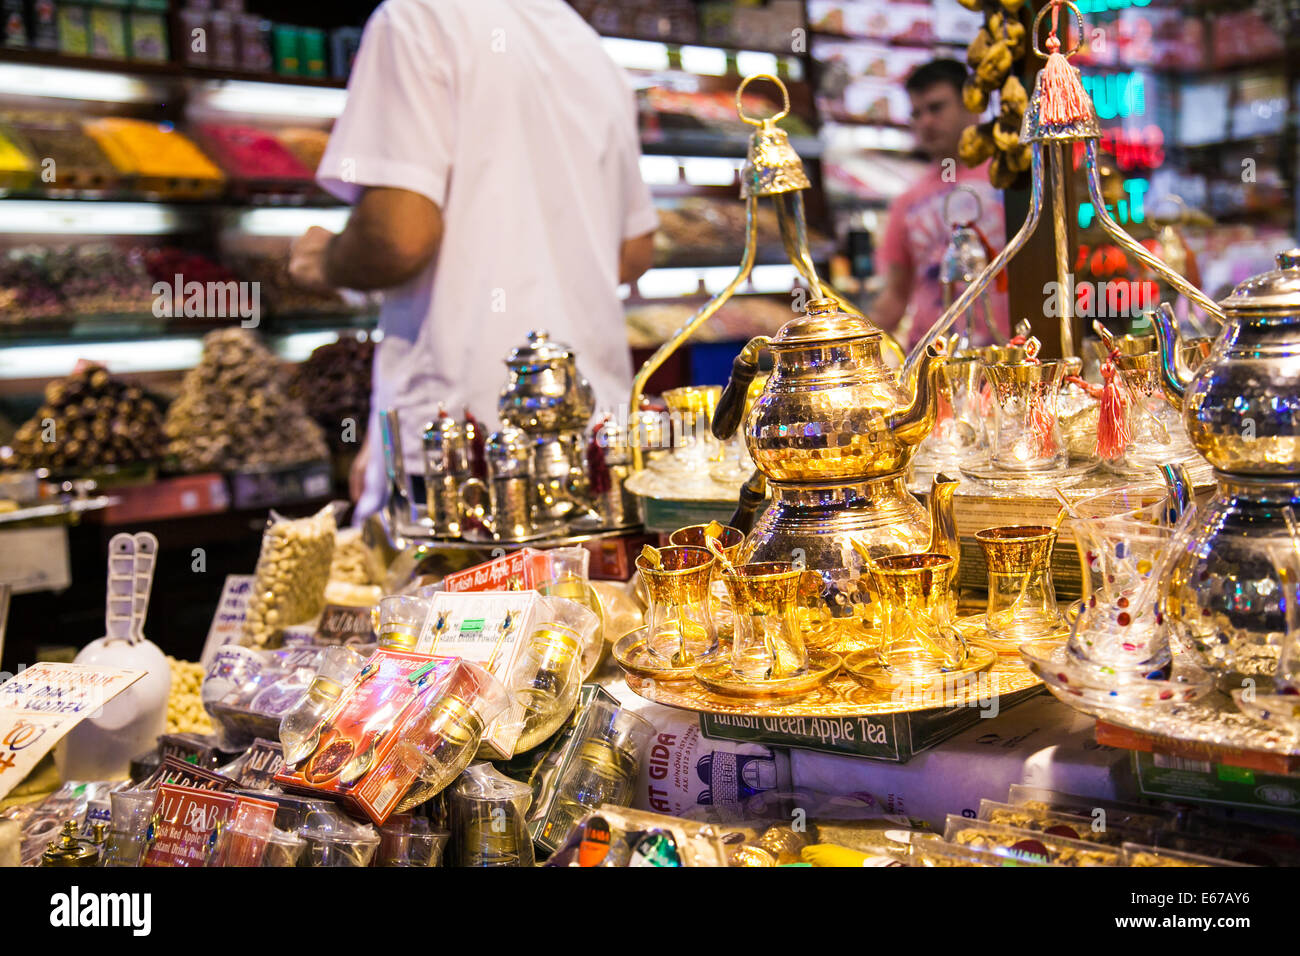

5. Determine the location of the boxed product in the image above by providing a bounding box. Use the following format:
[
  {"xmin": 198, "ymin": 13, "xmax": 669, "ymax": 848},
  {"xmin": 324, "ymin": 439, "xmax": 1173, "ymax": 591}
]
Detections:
[
  {"xmin": 56, "ymin": 1, "xmax": 89, "ymax": 54},
  {"xmin": 142, "ymin": 783, "xmax": 277, "ymax": 867},
  {"xmin": 273, "ymin": 649, "xmax": 460, "ymax": 825},
  {"xmin": 441, "ymin": 547, "xmax": 554, "ymax": 593},
  {"xmin": 412, "ymin": 590, "xmax": 600, "ymax": 758},
  {"xmin": 127, "ymin": 0, "xmax": 169, "ymax": 62}
]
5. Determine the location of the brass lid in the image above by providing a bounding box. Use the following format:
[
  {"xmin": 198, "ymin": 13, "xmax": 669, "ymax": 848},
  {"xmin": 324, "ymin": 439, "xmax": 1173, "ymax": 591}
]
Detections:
[
  {"xmin": 1221, "ymin": 250, "xmax": 1300, "ymax": 311},
  {"xmin": 486, "ymin": 426, "xmax": 530, "ymax": 464},
  {"xmin": 772, "ymin": 298, "xmax": 880, "ymax": 347}
]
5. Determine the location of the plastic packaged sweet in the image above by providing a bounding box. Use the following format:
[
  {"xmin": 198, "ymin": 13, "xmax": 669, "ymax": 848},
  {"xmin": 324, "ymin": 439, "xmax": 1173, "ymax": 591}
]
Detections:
[
  {"xmin": 943, "ymin": 815, "xmax": 1120, "ymax": 866},
  {"xmin": 977, "ymin": 799, "xmax": 1154, "ymax": 846},
  {"xmin": 905, "ymin": 839, "xmax": 1052, "ymax": 868},
  {"xmin": 204, "ymin": 643, "xmax": 368, "ymax": 751},
  {"xmin": 1005, "ymin": 784, "xmax": 1181, "ymax": 833},
  {"xmin": 1120, "ymin": 843, "xmax": 1249, "ymax": 867},
  {"xmin": 544, "ymin": 805, "xmax": 730, "ymax": 868}
]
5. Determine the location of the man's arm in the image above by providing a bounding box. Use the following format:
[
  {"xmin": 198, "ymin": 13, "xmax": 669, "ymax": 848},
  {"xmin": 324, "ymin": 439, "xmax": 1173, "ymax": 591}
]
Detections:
[
  {"xmin": 289, "ymin": 187, "xmax": 443, "ymax": 292},
  {"xmin": 619, "ymin": 231, "xmax": 654, "ymax": 285},
  {"xmin": 870, "ymin": 263, "xmax": 913, "ymax": 334}
]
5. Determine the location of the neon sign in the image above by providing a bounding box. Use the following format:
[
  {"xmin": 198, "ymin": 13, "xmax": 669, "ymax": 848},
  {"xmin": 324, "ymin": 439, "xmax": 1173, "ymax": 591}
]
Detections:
[
  {"xmin": 1080, "ymin": 72, "xmax": 1146, "ymax": 120},
  {"xmin": 1078, "ymin": 177, "xmax": 1149, "ymax": 228},
  {"xmin": 1077, "ymin": 0, "xmax": 1152, "ymax": 13}
]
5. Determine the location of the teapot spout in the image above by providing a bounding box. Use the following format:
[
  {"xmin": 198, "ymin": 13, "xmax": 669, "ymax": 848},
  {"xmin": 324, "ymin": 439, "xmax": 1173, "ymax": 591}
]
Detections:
[
  {"xmin": 927, "ymin": 472, "xmax": 960, "ymax": 569},
  {"xmin": 887, "ymin": 344, "xmax": 944, "ymax": 446},
  {"xmin": 1152, "ymin": 301, "xmax": 1194, "ymax": 409}
]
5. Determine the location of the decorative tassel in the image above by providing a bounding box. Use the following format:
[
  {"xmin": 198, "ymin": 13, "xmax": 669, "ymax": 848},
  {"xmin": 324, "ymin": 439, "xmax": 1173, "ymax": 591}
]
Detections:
[
  {"xmin": 1029, "ymin": 392, "xmax": 1057, "ymax": 457},
  {"xmin": 1065, "ymin": 374, "xmax": 1103, "ymax": 400},
  {"xmin": 587, "ymin": 420, "xmax": 611, "ymax": 496},
  {"xmin": 1038, "ymin": 2, "xmax": 1089, "ymax": 127},
  {"xmin": 1094, "ymin": 356, "xmax": 1130, "ymax": 460},
  {"xmin": 463, "ymin": 407, "xmax": 487, "ymax": 481}
]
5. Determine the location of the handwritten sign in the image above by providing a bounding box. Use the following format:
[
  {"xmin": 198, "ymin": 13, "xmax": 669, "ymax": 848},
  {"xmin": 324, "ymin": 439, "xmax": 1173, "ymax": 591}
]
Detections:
[
  {"xmin": 0, "ymin": 662, "xmax": 144, "ymax": 800},
  {"xmin": 200, "ymin": 575, "xmax": 255, "ymax": 668}
]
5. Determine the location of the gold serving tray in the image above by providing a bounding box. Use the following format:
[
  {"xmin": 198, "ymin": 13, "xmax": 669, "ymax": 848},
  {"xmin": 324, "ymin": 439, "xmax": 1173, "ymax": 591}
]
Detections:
[{"xmin": 623, "ymin": 653, "xmax": 1040, "ymax": 718}]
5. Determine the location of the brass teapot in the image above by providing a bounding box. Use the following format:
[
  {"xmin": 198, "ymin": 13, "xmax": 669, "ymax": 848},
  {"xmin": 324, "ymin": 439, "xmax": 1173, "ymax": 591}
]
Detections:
[
  {"xmin": 712, "ymin": 298, "xmax": 946, "ymax": 482},
  {"xmin": 711, "ymin": 297, "xmax": 954, "ymax": 649},
  {"xmin": 1152, "ymin": 250, "xmax": 1300, "ymax": 678}
]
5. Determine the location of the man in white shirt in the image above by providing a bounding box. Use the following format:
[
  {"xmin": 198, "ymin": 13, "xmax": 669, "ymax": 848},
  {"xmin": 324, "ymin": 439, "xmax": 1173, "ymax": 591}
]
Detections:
[{"xmin": 289, "ymin": 0, "xmax": 657, "ymax": 517}]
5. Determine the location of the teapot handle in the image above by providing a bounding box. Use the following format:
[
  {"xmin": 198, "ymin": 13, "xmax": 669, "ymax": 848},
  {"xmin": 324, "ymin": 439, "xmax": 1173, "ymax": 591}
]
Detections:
[
  {"xmin": 712, "ymin": 335, "xmax": 771, "ymax": 441},
  {"xmin": 728, "ymin": 468, "xmax": 767, "ymax": 535}
]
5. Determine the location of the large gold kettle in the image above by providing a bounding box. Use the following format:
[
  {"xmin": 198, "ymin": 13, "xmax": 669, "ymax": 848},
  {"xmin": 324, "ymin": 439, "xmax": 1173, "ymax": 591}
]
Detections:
[
  {"xmin": 712, "ymin": 298, "xmax": 945, "ymax": 481},
  {"xmin": 711, "ymin": 297, "xmax": 954, "ymax": 650}
]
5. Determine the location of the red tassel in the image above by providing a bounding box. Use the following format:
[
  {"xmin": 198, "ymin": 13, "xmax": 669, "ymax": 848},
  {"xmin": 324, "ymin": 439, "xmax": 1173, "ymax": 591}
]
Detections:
[
  {"xmin": 1094, "ymin": 358, "xmax": 1130, "ymax": 460},
  {"xmin": 587, "ymin": 420, "xmax": 611, "ymax": 496},
  {"xmin": 1038, "ymin": 5, "xmax": 1089, "ymax": 127},
  {"xmin": 1065, "ymin": 374, "xmax": 1103, "ymax": 401}
]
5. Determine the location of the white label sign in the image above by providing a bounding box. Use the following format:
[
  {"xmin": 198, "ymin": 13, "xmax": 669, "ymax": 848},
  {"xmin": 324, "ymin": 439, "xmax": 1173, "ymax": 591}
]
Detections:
[{"xmin": 200, "ymin": 574, "xmax": 255, "ymax": 668}]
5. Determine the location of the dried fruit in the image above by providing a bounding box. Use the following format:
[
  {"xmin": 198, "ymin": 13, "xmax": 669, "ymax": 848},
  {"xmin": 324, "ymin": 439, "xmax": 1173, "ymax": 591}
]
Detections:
[
  {"xmin": 963, "ymin": 78, "xmax": 989, "ymax": 114},
  {"xmin": 959, "ymin": 122, "xmax": 997, "ymax": 166}
]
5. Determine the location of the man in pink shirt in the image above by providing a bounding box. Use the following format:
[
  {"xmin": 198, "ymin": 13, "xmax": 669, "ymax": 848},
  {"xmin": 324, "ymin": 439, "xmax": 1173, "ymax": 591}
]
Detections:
[{"xmin": 873, "ymin": 59, "xmax": 1010, "ymax": 350}]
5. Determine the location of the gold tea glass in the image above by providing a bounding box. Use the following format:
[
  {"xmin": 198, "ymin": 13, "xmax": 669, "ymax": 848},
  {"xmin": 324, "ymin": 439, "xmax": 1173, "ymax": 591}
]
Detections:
[
  {"xmin": 636, "ymin": 546, "xmax": 719, "ymax": 666},
  {"xmin": 722, "ymin": 562, "xmax": 811, "ymax": 681},
  {"xmin": 663, "ymin": 385, "xmax": 724, "ymax": 462},
  {"xmin": 510, "ymin": 599, "xmax": 598, "ymax": 752},
  {"xmin": 976, "ymin": 525, "xmax": 1063, "ymax": 646},
  {"xmin": 546, "ymin": 699, "xmax": 655, "ymax": 848},
  {"xmin": 865, "ymin": 553, "xmax": 967, "ymax": 676},
  {"xmin": 376, "ymin": 595, "xmax": 431, "ymax": 651},
  {"xmin": 982, "ymin": 361, "xmax": 1069, "ymax": 472},
  {"xmin": 669, "ymin": 523, "xmax": 745, "ymax": 637},
  {"xmin": 395, "ymin": 660, "xmax": 513, "ymax": 795}
]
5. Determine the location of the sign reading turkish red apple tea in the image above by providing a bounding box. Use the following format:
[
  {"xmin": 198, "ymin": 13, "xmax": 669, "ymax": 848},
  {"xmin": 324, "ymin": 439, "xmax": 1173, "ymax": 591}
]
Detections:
[
  {"xmin": 273, "ymin": 649, "xmax": 454, "ymax": 826},
  {"xmin": 315, "ymin": 604, "xmax": 376, "ymax": 646},
  {"xmin": 142, "ymin": 784, "xmax": 276, "ymax": 867},
  {"xmin": 441, "ymin": 548, "xmax": 553, "ymax": 593}
]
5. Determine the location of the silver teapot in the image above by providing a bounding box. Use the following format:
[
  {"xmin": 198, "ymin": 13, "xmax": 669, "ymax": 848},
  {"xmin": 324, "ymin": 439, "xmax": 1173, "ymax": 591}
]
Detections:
[
  {"xmin": 1153, "ymin": 250, "xmax": 1300, "ymax": 679},
  {"xmin": 498, "ymin": 330, "xmax": 595, "ymax": 434}
]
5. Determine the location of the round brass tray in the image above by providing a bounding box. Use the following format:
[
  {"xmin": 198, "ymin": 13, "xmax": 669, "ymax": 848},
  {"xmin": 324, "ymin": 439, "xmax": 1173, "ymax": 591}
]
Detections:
[
  {"xmin": 841, "ymin": 644, "xmax": 997, "ymax": 693},
  {"xmin": 957, "ymin": 614, "xmax": 1072, "ymax": 657},
  {"xmin": 622, "ymin": 654, "xmax": 1041, "ymax": 718},
  {"xmin": 959, "ymin": 456, "xmax": 1099, "ymax": 488},
  {"xmin": 693, "ymin": 649, "xmax": 842, "ymax": 701}
]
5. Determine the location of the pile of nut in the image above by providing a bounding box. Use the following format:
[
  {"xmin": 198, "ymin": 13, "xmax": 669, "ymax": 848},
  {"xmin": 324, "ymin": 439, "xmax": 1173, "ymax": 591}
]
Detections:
[
  {"xmin": 243, "ymin": 506, "xmax": 336, "ymax": 646},
  {"xmin": 329, "ymin": 527, "xmax": 380, "ymax": 587},
  {"xmin": 10, "ymin": 364, "xmax": 165, "ymax": 472},
  {"xmin": 164, "ymin": 328, "xmax": 328, "ymax": 472},
  {"xmin": 957, "ymin": 1, "xmax": 1033, "ymax": 189},
  {"xmin": 166, "ymin": 656, "xmax": 213, "ymax": 735}
]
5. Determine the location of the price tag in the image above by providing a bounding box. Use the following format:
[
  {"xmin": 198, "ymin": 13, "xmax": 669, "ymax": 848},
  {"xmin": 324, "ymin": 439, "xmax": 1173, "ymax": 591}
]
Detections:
[
  {"xmin": 200, "ymin": 574, "xmax": 255, "ymax": 668},
  {"xmin": 0, "ymin": 662, "xmax": 144, "ymax": 801}
]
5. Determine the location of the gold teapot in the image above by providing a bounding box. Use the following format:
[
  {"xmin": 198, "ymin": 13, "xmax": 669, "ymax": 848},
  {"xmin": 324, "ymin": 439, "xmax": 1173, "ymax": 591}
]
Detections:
[{"xmin": 711, "ymin": 297, "xmax": 956, "ymax": 646}]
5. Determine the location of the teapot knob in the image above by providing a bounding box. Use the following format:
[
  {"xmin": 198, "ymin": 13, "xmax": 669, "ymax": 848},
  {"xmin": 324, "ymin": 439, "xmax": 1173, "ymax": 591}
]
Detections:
[{"xmin": 1276, "ymin": 250, "xmax": 1300, "ymax": 271}]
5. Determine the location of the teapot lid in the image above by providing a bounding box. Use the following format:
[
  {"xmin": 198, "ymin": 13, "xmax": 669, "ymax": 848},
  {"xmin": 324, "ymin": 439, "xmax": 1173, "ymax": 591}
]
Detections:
[
  {"xmin": 505, "ymin": 330, "xmax": 574, "ymax": 367},
  {"xmin": 1221, "ymin": 249, "xmax": 1300, "ymax": 311},
  {"xmin": 486, "ymin": 426, "xmax": 530, "ymax": 459},
  {"xmin": 773, "ymin": 298, "xmax": 880, "ymax": 347}
]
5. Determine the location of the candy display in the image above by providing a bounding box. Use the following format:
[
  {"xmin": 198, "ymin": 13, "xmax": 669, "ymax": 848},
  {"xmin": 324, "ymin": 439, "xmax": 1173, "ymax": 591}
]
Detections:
[
  {"xmin": 193, "ymin": 123, "xmax": 314, "ymax": 182},
  {"xmin": 2, "ymin": 112, "xmax": 119, "ymax": 190},
  {"xmin": 165, "ymin": 657, "xmax": 214, "ymax": 736},
  {"xmin": 164, "ymin": 328, "xmax": 329, "ymax": 472},
  {"xmin": 9, "ymin": 363, "xmax": 165, "ymax": 472},
  {"xmin": 83, "ymin": 117, "xmax": 224, "ymax": 198},
  {"xmin": 289, "ymin": 336, "xmax": 374, "ymax": 454},
  {"xmin": 275, "ymin": 126, "xmax": 330, "ymax": 172}
]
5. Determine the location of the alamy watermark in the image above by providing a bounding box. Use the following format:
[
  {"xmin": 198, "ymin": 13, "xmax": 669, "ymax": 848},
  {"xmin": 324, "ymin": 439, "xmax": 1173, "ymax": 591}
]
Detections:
[{"xmin": 151, "ymin": 275, "xmax": 261, "ymax": 328}]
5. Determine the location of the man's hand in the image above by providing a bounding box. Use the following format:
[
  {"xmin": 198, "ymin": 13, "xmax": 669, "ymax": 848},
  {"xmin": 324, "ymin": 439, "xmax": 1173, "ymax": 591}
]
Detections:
[{"xmin": 289, "ymin": 226, "xmax": 338, "ymax": 291}]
